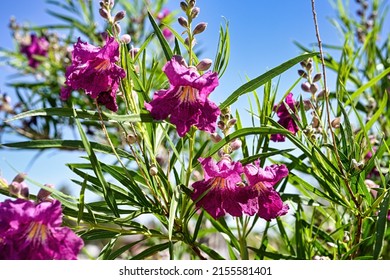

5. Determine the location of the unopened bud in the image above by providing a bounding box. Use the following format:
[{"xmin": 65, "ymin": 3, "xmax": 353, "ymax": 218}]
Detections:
[
  {"xmin": 180, "ymin": 1, "xmax": 188, "ymax": 12},
  {"xmin": 331, "ymin": 117, "xmax": 340, "ymax": 128},
  {"xmin": 129, "ymin": 47, "xmax": 140, "ymax": 58},
  {"xmin": 317, "ymin": 89, "xmax": 326, "ymax": 99},
  {"xmin": 9, "ymin": 181, "xmax": 29, "ymax": 198},
  {"xmin": 313, "ymin": 73, "xmax": 322, "ymax": 82},
  {"xmin": 191, "ymin": 7, "xmax": 200, "ymax": 19},
  {"xmin": 126, "ymin": 133, "xmax": 138, "ymax": 144},
  {"xmin": 12, "ymin": 173, "xmax": 26, "ymax": 183},
  {"xmin": 217, "ymin": 120, "xmax": 225, "ymax": 130},
  {"xmin": 114, "ymin": 10, "xmax": 126, "ymax": 22},
  {"xmin": 302, "ymin": 99, "xmax": 313, "ymax": 111},
  {"xmin": 178, "ymin": 16, "xmax": 188, "ymax": 28},
  {"xmin": 196, "ymin": 58, "xmax": 212, "ymax": 71},
  {"xmin": 193, "ymin": 22, "xmax": 207, "ymax": 35},
  {"xmin": 149, "ymin": 164, "xmax": 158, "ymax": 176},
  {"xmin": 310, "ymin": 83, "xmax": 318, "ymax": 94},
  {"xmin": 301, "ymin": 82, "xmax": 311, "ymax": 93},
  {"xmin": 230, "ymin": 138, "xmax": 242, "ymax": 151},
  {"xmin": 189, "ymin": 0, "xmax": 196, "ymax": 8},
  {"xmin": 298, "ymin": 69, "xmax": 307, "ymax": 78},
  {"xmin": 37, "ymin": 184, "xmax": 54, "ymax": 202},
  {"xmin": 227, "ymin": 118, "xmax": 237, "ymax": 127},
  {"xmin": 184, "ymin": 37, "xmax": 196, "ymax": 47},
  {"xmin": 210, "ymin": 133, "xmax": 222, "ymax": 143},
  {"xmin": 120, "ymin": 34, "xmax": 131, "ymax": 44},
  {"xmin": 113, "ymin": 22, "xmax": 121, "ymax": 34},
  {"xmin": 99, "ymin": 8, "xmax": 110, "ymax": 20},
  {"xmin": 306, "ymin": 62, "xmax": 313, "ymax": 71}
]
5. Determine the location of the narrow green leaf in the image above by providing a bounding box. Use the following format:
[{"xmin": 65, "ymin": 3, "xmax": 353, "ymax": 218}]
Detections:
[
  {"xmin": 168, "ymin": 185, "xmax": 181, "ymax": 241},
  {"xmin": 147, "ymin": 10, "xmax": 173, "ymax": 61},
  {"xmin": 219, "ymin": 52, "xmax": 318, "ymax": 109},
  {"xmin": 374, "ymin": 188, "xmax": 390, "ymax": 259}
]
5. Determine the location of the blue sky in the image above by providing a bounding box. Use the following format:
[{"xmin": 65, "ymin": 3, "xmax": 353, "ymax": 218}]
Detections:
[{"xmin": 0, "ymin": 0, "xmax": 387, "ymax": 197}]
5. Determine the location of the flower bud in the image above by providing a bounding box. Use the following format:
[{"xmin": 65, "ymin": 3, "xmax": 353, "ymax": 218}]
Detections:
[
  {"xmin": 302, "ymin": 99, "xmax": 313, "ymax": 111},
  {"xmin": 12, "ymin": 173, "xmax": 26, "ymax": 183},
  {"xmin": 217, "ymin": 120, "xmax": 225, "ymax": 130},
  {"xmin": 331, "ymin": 117, "xmax": 340, "ymax": 128},
  {"xmin": 126, "ymin": 133, "xmax": 138, "ymax": 144},
  {"xmin": 114, "ymin": 10, "xmax": 126, "ymax": 22},
  {"xmin": 313, "ymin": 73, "xmax": 322, "ymax": 83},
  {"xmin": 189, "ymin": 0, "xmax": 196, "ymax": 8},
  {"xmin": 193, "ymin": 22, "xmax": 207, "ymax": 35},
  {"xmin": 230, "ymin": 138, "xmax": 242, "ymax": 151},
  {"xmin": 129, "ymin": 47, "xmax": 140, "ymax": 58},
  {"xmin": 178, "ymin": 16, "xmax": 188, "ymax": 28},
  {"xmin": 196, "ymin": 58, "xmax": 212, "ymax": 71},
  {"xmin": 227, "ymin": 118, "xmax": 237, "ymax": 127},
  {"xmin": 210, "ymin": 133, "xmax": 222, "ymax": 143},
  {"xmin": 37, "ymin": 184, "xmax": 54, "ymax": 202},
  {"xmin": 113, "ymin": 22, "xmax": 121, "ymax": 34},
  {"xmin": 301, "ymin": 82, "xmax": 311, "ymax": 93},
  {"xmin": 180, "ymin": 1, "xmax": 188, "ymax": 12},
  {"xmin": 298, "ymin": 69, "xmax": 307, "ymax": 78},
  {"xmin": 184, "ymin": 37, "xmax": 196, "ymax": 47},
  {"xmin": 310, "ymin": 83, "xmax": 318, "ymax": 94},
  {"xmin": 99, "ymin": 8, "xmax": 110, "ymax": 20},
  {"xmin": 191, "ymin": 7, "xmax": 200, "ymax": 19},
  {"xmin": 149, "ymin": 164, "xmax": 158, "ymax": 176},
  {"xmin": 120, "ymin": 34, "xmax": 131, "ymax": 44}
]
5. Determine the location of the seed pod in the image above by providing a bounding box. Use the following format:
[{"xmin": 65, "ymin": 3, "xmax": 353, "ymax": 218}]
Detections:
[{"xmin": 193, "ymin": 22, "xmax": 207, "ymax": 35}]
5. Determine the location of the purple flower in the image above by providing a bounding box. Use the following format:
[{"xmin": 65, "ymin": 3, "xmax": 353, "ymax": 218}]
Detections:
[
  {"xmin": 271, "ymin": 93, "xmax": 299, "ymax": 142},
  {"xmin": 60, "ymin": 36, "xmax": 126, "ymax": 112},
  {"xmin": 0, "ymin": 199, "xmax": 83, "ymax": 260},
  {"xmin": 190, "ymin": 157, "xmax": 249, "ymax": 219},
  {"xmin": 243, "ymin": 161, "xmax": 289, "ymax": 221},
  {"xmin": 20, "ymin": 34, "xmax": 49, "ymax": 68},
  {"xmin": 145, "ymin": 55, "xmax": 220, "ymax": 137}
]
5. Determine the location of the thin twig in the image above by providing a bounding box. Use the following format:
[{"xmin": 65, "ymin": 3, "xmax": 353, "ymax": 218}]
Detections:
[{"xmin": 310, "ymin": 0, "xmax": 361, "ymax": 258}]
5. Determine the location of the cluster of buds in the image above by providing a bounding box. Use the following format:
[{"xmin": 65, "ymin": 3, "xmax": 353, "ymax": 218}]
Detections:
[
  {"xmin": 355, "ymin": 0, "xmax": 377, "ymax": 43},
  {"xmin": 0, "ymin": 173, "xmax": 29, "ymax": 199},
  {"xmin": 99, "ymin": 0, "xmax": 126, "ymax": 36},
  {"xmin": 178, "ymin": 1, "xmax": 207, "ymax": 48},
  {"xmin": 0, "ymin": 93, "xmax": 18, "ymax": 114},
  {"xmin": 299, "ymin": 57, "xmax": 323, "ymax": 99},
  {"xmin": 212, "ymin": 107, "xmax": 242, "ymax": 157}
]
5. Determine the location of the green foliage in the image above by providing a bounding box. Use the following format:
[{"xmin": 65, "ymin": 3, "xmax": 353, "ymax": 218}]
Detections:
[{"xmin": 1, "ymin": 0, "xmax": 389, "ymax": 260}]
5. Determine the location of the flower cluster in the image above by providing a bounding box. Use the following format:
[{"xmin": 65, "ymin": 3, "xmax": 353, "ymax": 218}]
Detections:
[
  {"xmin": 20, "ymin": 33, "xmax": 49, "ymax": 68},
  {"xmin": 191, "ymin": 157, "xmax": 289, "ymax": 220},
  {"xmin": 60, "ymin": 36, "xmax": 126, "ymax": 112},
  {"xmin": 145, "ymin": 55, "xmax": 220, "ymax": 137},
  {"xmin": 271, "ymin": 93, "xmax": 299, "ymax": 142},
  {"xmin": 0, "ymin": 199, "xmax": 84, "ymax": 260}
]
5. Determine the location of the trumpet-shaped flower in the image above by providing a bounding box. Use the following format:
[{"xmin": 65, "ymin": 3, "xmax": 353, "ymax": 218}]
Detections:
[
  {"xmin": 60, "ymin": 36, "xmax": 126, "ymax": 112},
  {"xmin": 20, "ymin": 34, "xmax": 49, "ymax": 68},
  {"xmin": 271, "ymin": 93, "xmax": 299, "ymax": 142},
  {"xmin": 0, "ymin": 199, "xmax": 83, "ymax": 260},
  {"xmin": 243, "ymin": 161, "xmax": 289, "ymax": 221},
  {"xmin": 190, "ymin": 157, "xmax": 249, "ymax": 219},
  {"xmin": 145, "ymin": 55, "xmax": 220, "ymax": 137}
]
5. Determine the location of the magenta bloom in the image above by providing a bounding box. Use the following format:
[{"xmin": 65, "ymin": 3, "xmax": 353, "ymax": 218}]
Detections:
[
  {"xmin": 243, "ymin": 161, "xmax": 289, "ymax": 221},
  {"xmin": 191, "ymin": 157, "xmax": 250, "ymax": 219},
  {"xmin": 60, "ymin": 36, "xmax": 126, "ymax": 112},
  {"xmin": 0, "ymin": 199, "xmax": 83, "ymax": 260},
  {"xmin": 20, "ymin": 34, "xmax": 49, "ymax": 68},
  {"xmin": 145, "ymin": 55, "xmax": 220, "ymax": 137},
  {"xmin": 271, "ymin": 93, "xmax": 299, "ymax": 142}
]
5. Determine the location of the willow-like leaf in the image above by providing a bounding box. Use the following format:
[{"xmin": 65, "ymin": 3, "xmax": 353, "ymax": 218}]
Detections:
[{"xmin": 219, "ymin": 52, "xmax": 318, "ymax": 110}]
